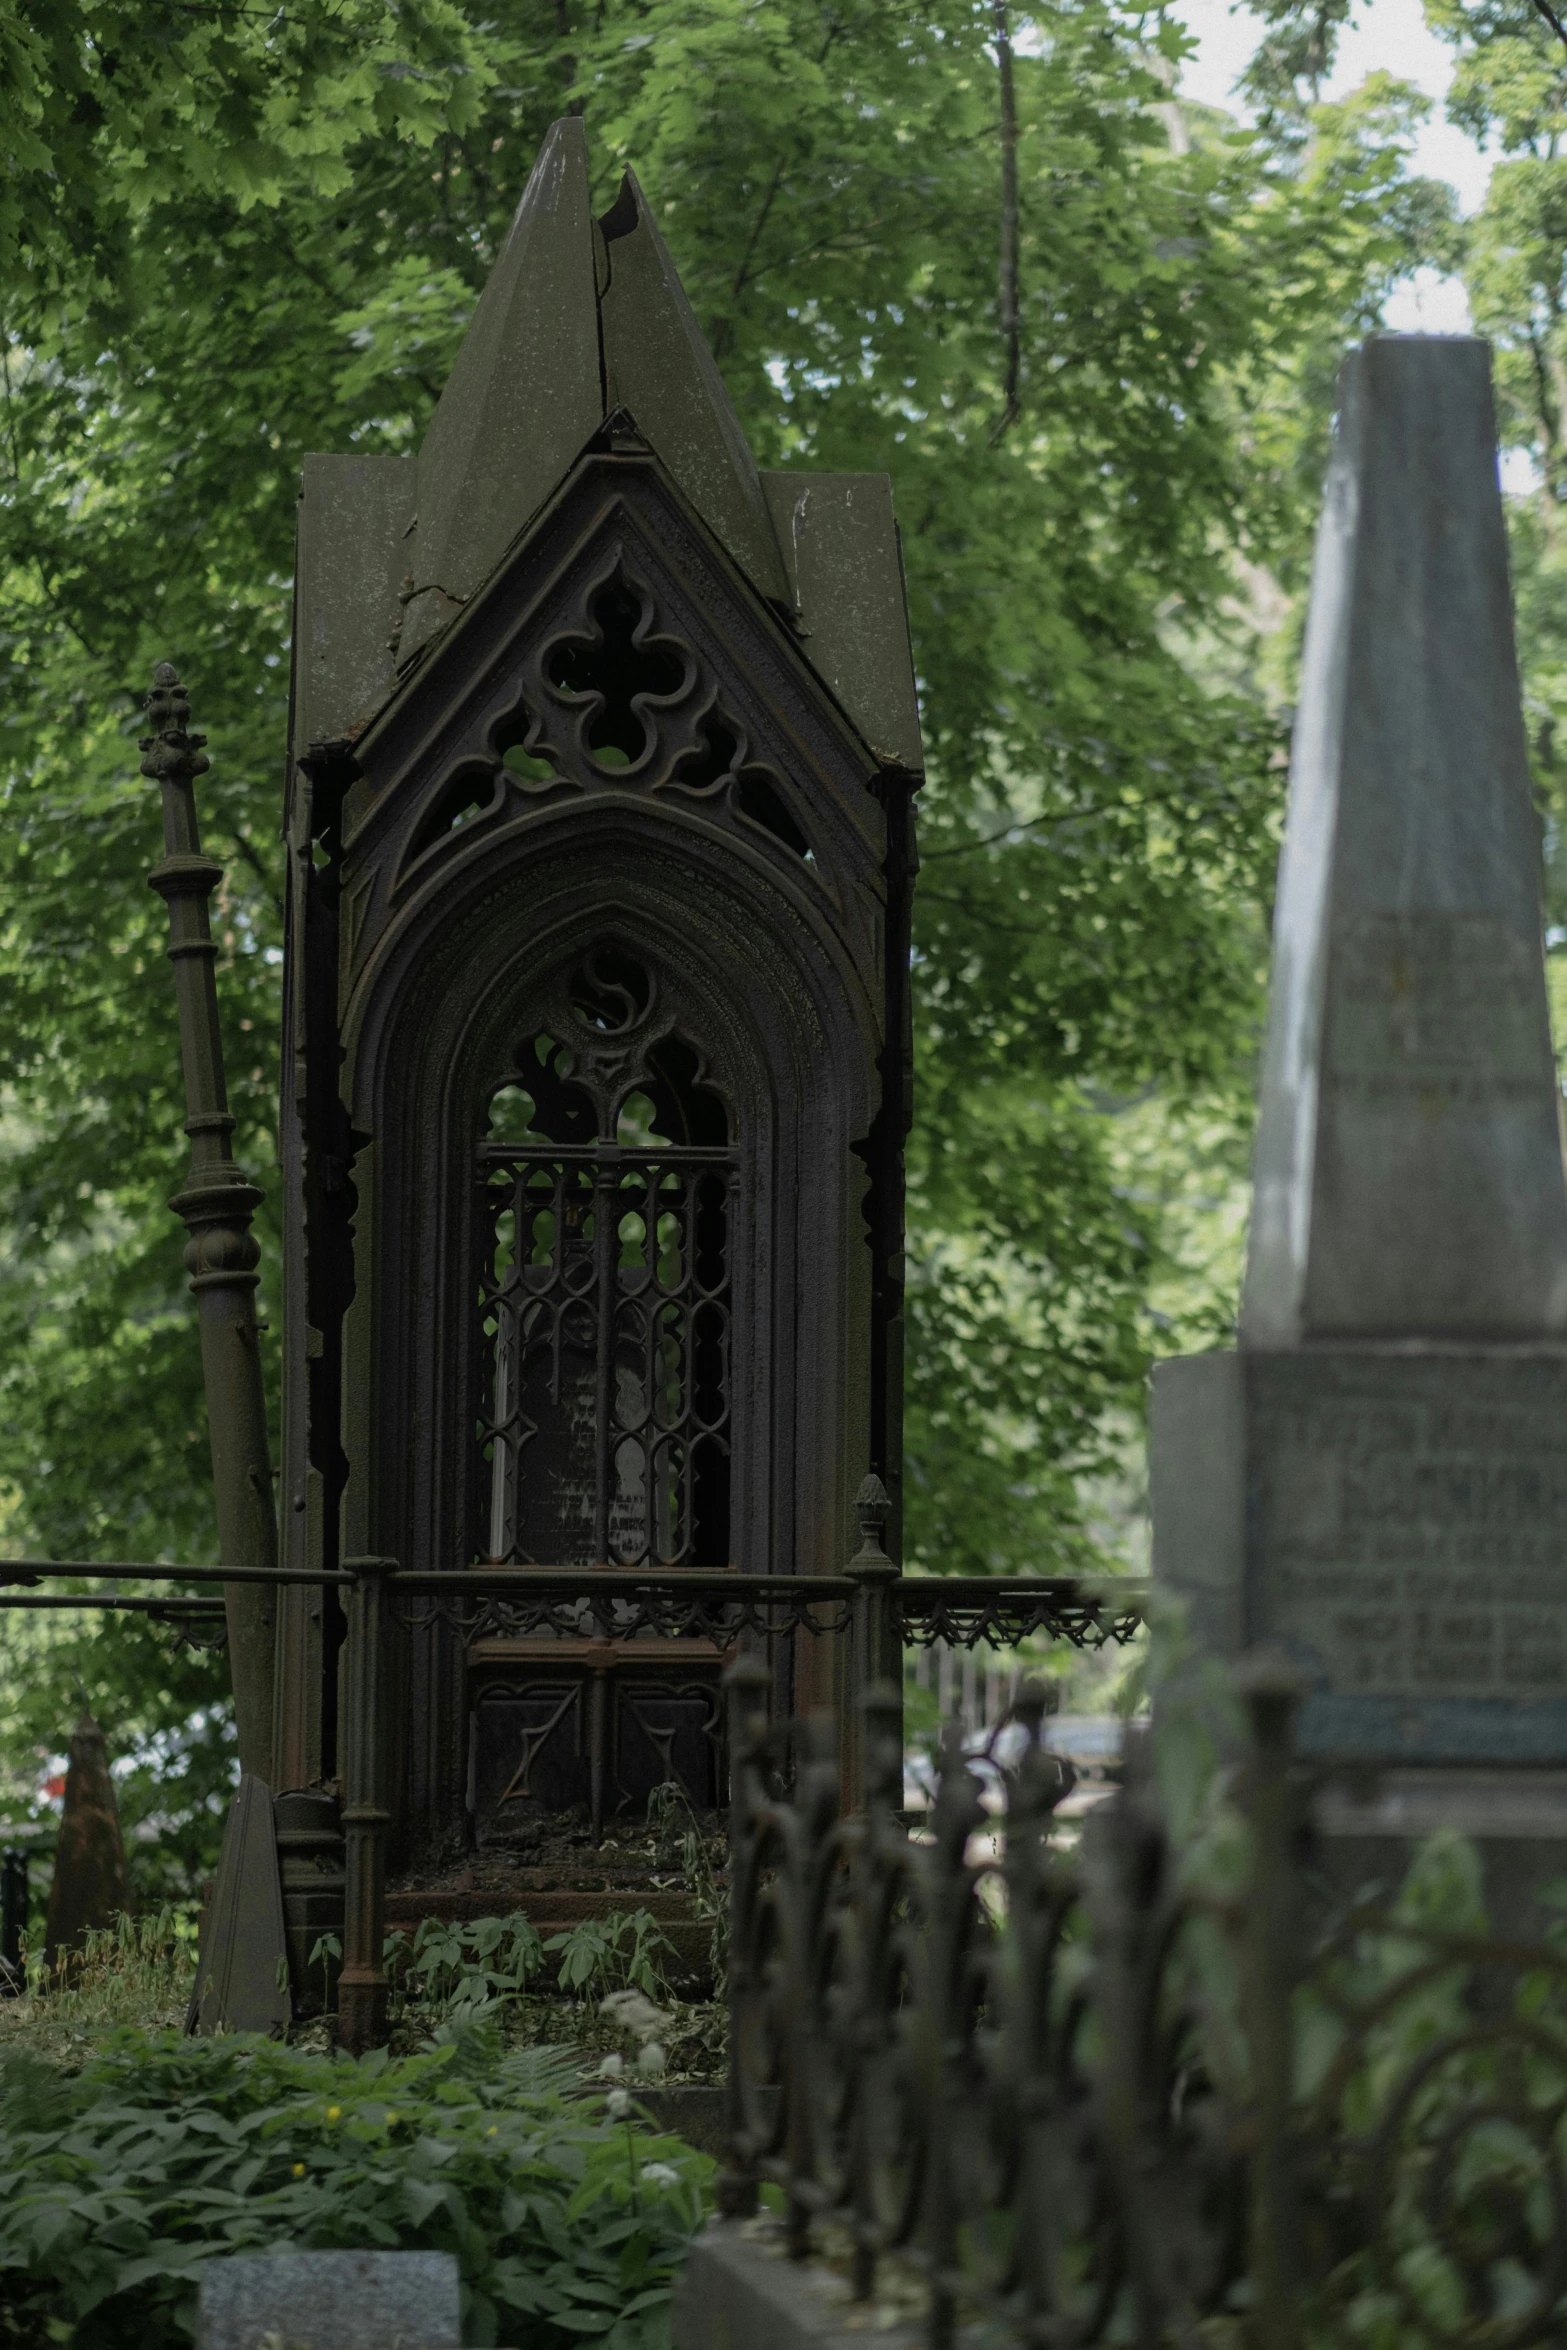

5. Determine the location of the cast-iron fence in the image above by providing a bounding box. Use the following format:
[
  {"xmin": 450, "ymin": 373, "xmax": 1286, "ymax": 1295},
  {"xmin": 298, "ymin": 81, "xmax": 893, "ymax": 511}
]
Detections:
[
  {"xmin": 0, "ymin": 1501, "xmax": 1145, "ymax": 2048},
  {"xmin": 718, "ymin": 1656, "xmax": 1567, "ymax": 2350}
]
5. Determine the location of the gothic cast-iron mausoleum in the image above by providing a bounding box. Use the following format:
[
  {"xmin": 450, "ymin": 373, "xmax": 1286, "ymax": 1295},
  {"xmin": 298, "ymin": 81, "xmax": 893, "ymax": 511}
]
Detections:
[{"xmin": 274, "ymin": 120, "xmax": 923, "ymax": 1873}]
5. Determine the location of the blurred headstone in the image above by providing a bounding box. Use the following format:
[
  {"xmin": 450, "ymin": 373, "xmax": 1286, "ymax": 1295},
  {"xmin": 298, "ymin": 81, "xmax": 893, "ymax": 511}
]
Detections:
[
  {"xmin": 187, "ymin": 1773, "xmax": 291, "ymax": 2036},
  {"xmin": 198, "ymin": 2250, "xmax": 460, "ymax": 2350},
  {"xmin": 43, "ymin": 1709, "xmax": 131, "ymax": 1976}
]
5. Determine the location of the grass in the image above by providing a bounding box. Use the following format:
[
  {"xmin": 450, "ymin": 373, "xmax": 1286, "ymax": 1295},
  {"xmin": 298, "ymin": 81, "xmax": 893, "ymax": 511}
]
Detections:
[
  {"xmin": 0, "ymin": 1906, "xmax": 726, "ymax": 2085},
  {"xmin": 0, "ymin": 1910, "xmax": 196, "ymax": 2064}
]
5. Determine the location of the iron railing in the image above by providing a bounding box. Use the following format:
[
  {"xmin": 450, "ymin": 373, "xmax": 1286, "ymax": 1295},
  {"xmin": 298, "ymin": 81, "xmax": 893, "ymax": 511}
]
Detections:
[
  {"xmin": 717, "ymin": 1657, "xmax": 1567, "ymax": 2350},
  {"xmin": 0, "ymin": 1514, "xmax": 1146, "ymax": 2050}
]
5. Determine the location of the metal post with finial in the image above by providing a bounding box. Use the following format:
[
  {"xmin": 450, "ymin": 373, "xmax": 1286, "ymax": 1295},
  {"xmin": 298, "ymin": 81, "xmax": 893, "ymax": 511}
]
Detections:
[
  {"xmin": 142, "ymin": 661, "xmax": 277, "ymax": 1780},
  {"xmin": 842, "ymin": 1472, "xmax": 901, "ymax": 1813}
]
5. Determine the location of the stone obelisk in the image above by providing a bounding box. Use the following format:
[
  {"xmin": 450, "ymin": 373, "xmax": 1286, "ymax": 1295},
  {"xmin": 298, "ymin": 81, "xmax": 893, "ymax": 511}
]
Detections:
[{"xmin": 1153, "ymin": 337, "xmax": 1567, "ymax": 1792}]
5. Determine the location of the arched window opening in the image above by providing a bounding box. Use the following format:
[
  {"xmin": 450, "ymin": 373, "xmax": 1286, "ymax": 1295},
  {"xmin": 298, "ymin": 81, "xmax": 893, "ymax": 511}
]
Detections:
[{"xmin": 477, "ymin": 958, "xmax": 733, "ymax": 1570}]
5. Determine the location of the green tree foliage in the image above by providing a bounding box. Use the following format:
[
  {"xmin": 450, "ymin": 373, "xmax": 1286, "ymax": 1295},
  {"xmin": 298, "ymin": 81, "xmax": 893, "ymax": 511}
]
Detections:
[
  {"xmin": 1251, "ymin": 1, "xmax": 1567, "ymax": 990},
  {"xmin": 1422, "ymin": 2, "xmax": 1567, "ymax": 956},
  {"xmin": 0, "ymin": 0, "xmax": 1443, "ymax": 1834}
]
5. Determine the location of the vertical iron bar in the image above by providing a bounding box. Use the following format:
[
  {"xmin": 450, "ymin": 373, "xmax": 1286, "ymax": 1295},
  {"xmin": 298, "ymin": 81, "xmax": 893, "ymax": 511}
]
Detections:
[
  {"xmin": 918, "ymin": 1732, "xmax": 983, "ymax": 2350},
  {"xmin": 0, "ymin": 1848, "xmax": 26, "ymax": 1984},
  {"xmin": 338, "ymin": 1554, "xmax": 393, "ymax": 2053},
  {"xmin": 1238, "ymin": 1654, "xmax": 1306, "ymax": 2350},
  {"xmin": 592, "ymin": 1162, "xmax": 617, "ymax": 1561},
  {"xmin": 850, "ymin": 1680, "xmax": 903, "ymax": 2303},
  {"xmin": 589, "ymin": 1660, "xmax": 609, "ymax": 1843},
  {"xmin": 142, "ymin": 662, "xmax": 277, "ymax": 1781},
  {"xmin": 718, "ymin": 1655, "xmax": 770, "ymax": 2219}
]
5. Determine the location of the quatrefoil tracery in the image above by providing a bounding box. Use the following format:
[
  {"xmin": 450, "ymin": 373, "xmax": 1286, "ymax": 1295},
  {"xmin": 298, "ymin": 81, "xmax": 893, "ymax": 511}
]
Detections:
[
  {"xmin": 400, "ymin": 552, "xmax": 817, "ymax": 876},
  {"xmin": 541, "ymin": 567, "xmax": 694, "ymax": 776}
]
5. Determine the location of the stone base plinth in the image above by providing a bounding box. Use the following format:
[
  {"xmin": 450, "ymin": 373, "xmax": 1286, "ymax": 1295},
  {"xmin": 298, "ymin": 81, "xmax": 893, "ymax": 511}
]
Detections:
[
  {"xmin": 1309, "ymin": 1770, "xmax": 1567, "ymax": 1943},
  {"xmin": 1151, "ymin": 1346, "xmax": 1567, "ymax": 1766},
  {"xmin": 672, "ymin": 2222, "xmax": 922, "ymax": 2350}
]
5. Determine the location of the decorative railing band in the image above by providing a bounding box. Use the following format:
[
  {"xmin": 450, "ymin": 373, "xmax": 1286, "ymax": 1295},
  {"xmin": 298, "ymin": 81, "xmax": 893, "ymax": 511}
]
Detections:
[{"xmin": 0, "ymin": 1560, "xmax": 1146, "ymax": 1657}]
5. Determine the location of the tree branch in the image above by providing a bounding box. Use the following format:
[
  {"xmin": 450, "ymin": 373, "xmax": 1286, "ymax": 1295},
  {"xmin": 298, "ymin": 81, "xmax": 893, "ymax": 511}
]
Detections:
[
  {"xmin": 1530, "ymin": 0, "xmax": 1567, "ymax": 52},
  {"xmin": 990, "ymin": 0, "xmax": 1021, "ymax": 446}
]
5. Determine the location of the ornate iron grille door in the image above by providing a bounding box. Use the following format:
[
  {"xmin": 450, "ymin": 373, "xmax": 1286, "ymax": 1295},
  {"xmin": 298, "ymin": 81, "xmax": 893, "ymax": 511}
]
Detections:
[{"xmin": 479, "ymin": 1143, "xmax": 734, "ymax": 1566}]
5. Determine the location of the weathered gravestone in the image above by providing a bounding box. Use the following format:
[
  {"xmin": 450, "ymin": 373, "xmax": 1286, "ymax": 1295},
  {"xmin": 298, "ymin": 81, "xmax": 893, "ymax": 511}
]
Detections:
[
  {"xmin": 1152, "ymin": 336, "xmax": 1567, "ymax": 1873},
  {"xmin": 187, "ymin": 1773, "xmax": 291, "ymax": 2037},
  {"xmin": 197, "ymin": 2250, "xmax": 460, "ymax": 2350},
  {"xmin": 43, "ymin": 1708, "xmax": 132, "ymax": 1977}
]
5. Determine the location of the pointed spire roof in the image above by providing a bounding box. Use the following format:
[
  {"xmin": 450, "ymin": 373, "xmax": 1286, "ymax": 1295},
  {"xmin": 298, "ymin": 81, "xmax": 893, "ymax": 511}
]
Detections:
[
  {"xmin": 398, "ymin": 120, "xmax": 787, "ymax": 665},
  {"xmin": 398, "ymin": 118, "xmax": 602, "ymax": 663},
  {"xmin": 293, "ymin": 122, "xmax": 921, "ymax": 782},
  {"xmin": 1241, "ymin": 335, "xmax": 1567, "ymax": 1344},
  {"xmin": 597, "ymin": 168, "xmax": 789, "ymax": 608}
]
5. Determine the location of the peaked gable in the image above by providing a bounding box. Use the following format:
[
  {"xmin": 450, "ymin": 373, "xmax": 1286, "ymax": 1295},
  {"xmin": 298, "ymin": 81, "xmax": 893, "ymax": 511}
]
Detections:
[{"xmin": 291, "ymin": 122, "xmax": 921, "ymax": 791}]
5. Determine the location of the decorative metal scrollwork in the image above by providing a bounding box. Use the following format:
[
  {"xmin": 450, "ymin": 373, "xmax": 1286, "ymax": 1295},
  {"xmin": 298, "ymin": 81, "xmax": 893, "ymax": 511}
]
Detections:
[
  {"xmin": 387, "ymin": 1568, "xmax": 1141, "ymax": 1653},
  {"xmin": 478, "ymin": 946, "xmax": 736, "ymax": 1573},
  {"xmin": 147, "ymin": 1603, "xmax": 231, "ymax": 1654},
  {"xmin": 896, "ymin": 1577, "xmax": 1144, "ymax": 1652},
  {"xmin": 389, "ymin": 1577, "xmax": 854, "ymax": 1646},
  {"xmin": 720, "ymin": 1665, "xmax": 1567, "ymax": 2348}
]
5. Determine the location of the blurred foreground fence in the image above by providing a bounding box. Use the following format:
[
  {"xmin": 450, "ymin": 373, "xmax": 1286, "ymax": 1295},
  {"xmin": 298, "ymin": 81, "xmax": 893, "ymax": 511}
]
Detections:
[{"xmin": 713, "ymin": 1657, "xmax": 1567, "ymax": 2350}]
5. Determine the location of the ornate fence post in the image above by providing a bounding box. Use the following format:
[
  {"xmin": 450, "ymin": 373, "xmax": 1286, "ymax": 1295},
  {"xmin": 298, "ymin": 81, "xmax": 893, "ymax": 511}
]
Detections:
[
  {"xmin": 1236, "ymin": 1652, "xmax": 1307, "ymax": 2350},
  {"xmin": 719, "ymin": 1655, "xmax": 771, "ymax": 2217},
  {"xmin": 142, "ymin": 661, "xmax": 277, "ymax": 1781},
  {"xmin": 338, "ymin": 1555, "xmax": 393, "ymax": 2054},
  {"xmin": 1079, "ymin": 1744, "xmax": 1179, "ymax": 2345},
  {"xmin": 847, "ymin": 1678, "xmax": 904, "ymax": 2303},
  {"xmin": 914, "ymin": 1727, "xmax": 987, "ymax": 2350},
  {"xmin": 843, "ymin": 1474, "xmax": 900, "ymax": 1814}
]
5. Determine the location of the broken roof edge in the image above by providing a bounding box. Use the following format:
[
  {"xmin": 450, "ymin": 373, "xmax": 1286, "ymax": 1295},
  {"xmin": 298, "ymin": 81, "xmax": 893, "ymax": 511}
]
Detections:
[
  {"xmin": 294, "ymin": 436, "xmax": 924, "ymax": 797},
  {"xmin": 393, "ymin": 121, "xmax": 794, "ymax": 654},
  {"xmin": 597, "ymin": 164, "xmax": 791, "ymax": 610},
  {"xmin": 290, "ymin": 451, "xmax": 415, "ymax": 765},
  {"xmin": 761, "ymin": 471, "xmax": 923, "ymax": 777}
]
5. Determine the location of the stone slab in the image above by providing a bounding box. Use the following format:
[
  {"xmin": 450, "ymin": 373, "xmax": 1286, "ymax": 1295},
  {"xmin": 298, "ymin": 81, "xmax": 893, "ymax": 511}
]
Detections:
[
  {"xmin": 672, "ymin": 2222, "xmax": 921, "ymax": 2350},
  {"xmin": 1309, "ymin": 1776, "xmax": 1567, "ymax": 1943},
  {"xmin": 1315, "ymin": 1768, "xmax": 1567, "ymax": 1838},
  {"xmin": 1241, "ymin": 335, "xmax": 1567, "ymax": 1347},
  {"xmin": 198, "ymin": 2250, "xmax": 459, "ymax": 2350},
  {"xmin": 188, "ymin": 1775, "xmax": 291, "ymax": 2038},
  {"xmin": 1151, "ymin": 1346, "xmax": 1567, "ymax": 1764},
  {"xmin": 761, "ymin": 472, "xmax": 923, "ymax": 772}
]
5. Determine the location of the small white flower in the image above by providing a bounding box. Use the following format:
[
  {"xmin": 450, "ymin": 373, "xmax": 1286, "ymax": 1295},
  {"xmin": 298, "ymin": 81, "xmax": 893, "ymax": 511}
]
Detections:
[
  {"xmin": 635, "ymin": 2041, "xmax": 667, "ymax": 2079},
  {"xmin": 606, "ymin": 2086, "xmax": 633, "ymax": 2121},
  {"xmin": 598, "ymin": 2052, "xmax": 625, "ymax": 2078},
  {"xmin": 600, "ymin": 1990, "xmax": 671, "ymax": 2040},
  {"xmin": 640, "ymin": 2162, "xmax": 679, "ymax": 2188}
]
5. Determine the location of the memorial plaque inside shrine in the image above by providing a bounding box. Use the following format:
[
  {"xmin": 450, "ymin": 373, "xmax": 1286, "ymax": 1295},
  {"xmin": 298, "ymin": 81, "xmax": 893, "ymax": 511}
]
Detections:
[
  {"xmin": 273, "ymin": 119, "xmax": 922, "ymax": 1873},
  {"xmin": 1152, "ymin": 336, "xmax": 1567, "ymax": 1777}
]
